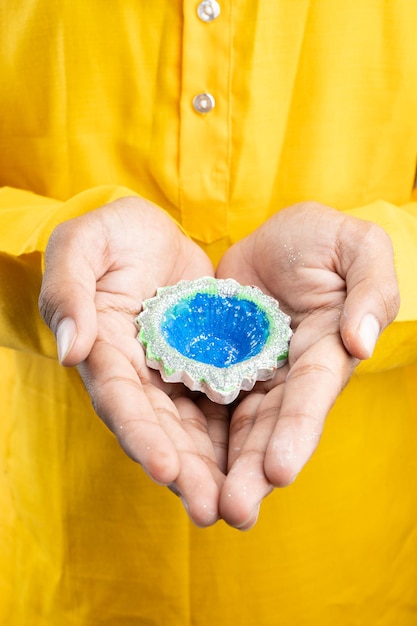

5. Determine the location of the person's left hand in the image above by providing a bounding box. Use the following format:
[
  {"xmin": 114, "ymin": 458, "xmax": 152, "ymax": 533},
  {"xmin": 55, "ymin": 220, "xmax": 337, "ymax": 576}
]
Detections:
[{"xmin": 215, "ymin": 202, "xmax": 400, "ymax": 529}]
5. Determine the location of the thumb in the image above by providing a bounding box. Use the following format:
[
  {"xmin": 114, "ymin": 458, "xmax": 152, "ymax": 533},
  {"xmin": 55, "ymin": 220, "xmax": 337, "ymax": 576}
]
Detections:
[
  {"xmin": 338, "ymin": 221, "xmax": 400, "ymax": 360},
  {"xmin": 39, "ymin": 219, "xmax": 100, "ymax": 366}
]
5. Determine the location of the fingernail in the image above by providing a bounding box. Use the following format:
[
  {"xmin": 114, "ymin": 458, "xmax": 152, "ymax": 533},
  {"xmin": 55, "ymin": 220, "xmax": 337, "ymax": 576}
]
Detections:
[
  {"xmin": 168, "ymin": 483, "xmax": 182, "ymax": 498},
  {"xmin": 56, "ymin": 317, "xmax": 77, "ymax": 363},
  {"xmin": 236, "ymin": 504, "xmax": 260, "ymax": 531},
  {"xmin": 358, "ymin": 314, "xmax": 380, "ymax": 358}
]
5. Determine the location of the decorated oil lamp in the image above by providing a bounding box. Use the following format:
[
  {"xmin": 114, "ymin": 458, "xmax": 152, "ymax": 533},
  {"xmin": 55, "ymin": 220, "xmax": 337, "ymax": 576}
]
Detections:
[{"xmin": 136, "ymin": 277, "xmax": 292, "ymax": 404}]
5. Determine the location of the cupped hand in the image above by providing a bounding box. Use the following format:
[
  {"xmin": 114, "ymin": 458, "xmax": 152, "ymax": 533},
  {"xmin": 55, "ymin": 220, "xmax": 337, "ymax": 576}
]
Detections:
[
  {"xmin": 39, "ymin": 196, "xmax": 227, "ymax": 527},
  {"xmin": 216, "ymin": 202, "xmax": 400, "ymax": 529}
]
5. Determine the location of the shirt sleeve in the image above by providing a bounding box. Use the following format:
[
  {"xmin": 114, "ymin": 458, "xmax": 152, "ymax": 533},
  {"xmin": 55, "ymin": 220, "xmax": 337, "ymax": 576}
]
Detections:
[{"xmin": 0, "ymin": 185, "xmax": 149, "ymax": 358}]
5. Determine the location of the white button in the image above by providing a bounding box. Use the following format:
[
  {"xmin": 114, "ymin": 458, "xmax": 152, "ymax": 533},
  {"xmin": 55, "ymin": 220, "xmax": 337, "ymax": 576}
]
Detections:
[
  {"xmin": 192, "ymin": 93, "xmax": 216, "ymax": 114},
  {"xmin": 197, "ymin": 0, "xmax": 221, "ymax": 22}
]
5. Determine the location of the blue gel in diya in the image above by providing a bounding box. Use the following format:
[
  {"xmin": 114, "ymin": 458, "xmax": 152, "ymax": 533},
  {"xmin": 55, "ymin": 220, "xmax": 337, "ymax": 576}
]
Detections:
[{"xmin": 161, "ymin": 293, "xmax": 270, "ymax": 367}]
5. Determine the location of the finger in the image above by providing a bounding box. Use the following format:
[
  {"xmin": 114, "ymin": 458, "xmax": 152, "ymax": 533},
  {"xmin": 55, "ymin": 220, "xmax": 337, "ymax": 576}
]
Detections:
[
  {"xmin": 226, "ymin": 392, "xmax": 264, "ymax": 469},
  {"xmin": 264, "ymin": 333, "xmax": 356, "ymax": 486},
  {"xmin": 39, "ymin": 217, "xmax": 105, "ymax": 366},
  {"xmin": 196, "ymin": 396, "xmax": 230, "ymax": 473},
  {"xmin": 337, "ymin": 218, "xmax": 400, "ymax": 359},
  {"xmin": 167, "ymin": 396, "xmax": 225, "ymax": 527},
  {"xmin": 219, "ymin": 391, "xmax": 276, "ymax": 529},
  {"xmin": 79, "ymin": 340, "xmax": 181, "ymax": 485}
]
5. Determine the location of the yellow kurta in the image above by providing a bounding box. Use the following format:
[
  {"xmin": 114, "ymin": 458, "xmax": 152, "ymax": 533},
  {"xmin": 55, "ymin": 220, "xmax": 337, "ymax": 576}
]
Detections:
[{"xmin": 1, "ymin": 1, "xmax": 417, "ymax": 624}]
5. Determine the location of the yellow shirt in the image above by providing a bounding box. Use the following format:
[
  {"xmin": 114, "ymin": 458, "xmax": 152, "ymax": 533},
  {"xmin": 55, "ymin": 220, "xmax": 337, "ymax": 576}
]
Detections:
[{"xmin": 1, "ymin": 1, "xmax": 417, "ymax": 624}]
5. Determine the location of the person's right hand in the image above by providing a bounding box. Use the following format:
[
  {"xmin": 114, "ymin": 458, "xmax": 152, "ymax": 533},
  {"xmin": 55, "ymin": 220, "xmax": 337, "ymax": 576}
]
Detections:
[
  {"xmin": 39, "ymin": 196, "xmax": 228, "ymax": 527},
  {"xmin": 216, "ymin": 202, "xmax": 400, "ymax": 529}
]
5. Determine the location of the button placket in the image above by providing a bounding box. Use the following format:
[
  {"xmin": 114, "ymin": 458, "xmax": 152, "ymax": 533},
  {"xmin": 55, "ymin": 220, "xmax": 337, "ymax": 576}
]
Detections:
[
  {"xmin": 194, "ymin": 1, "xmax": 220, "ymax": 115},
  {"xmin": 179, "ymin": 0, "xmax": 231, "ymax": 242}
]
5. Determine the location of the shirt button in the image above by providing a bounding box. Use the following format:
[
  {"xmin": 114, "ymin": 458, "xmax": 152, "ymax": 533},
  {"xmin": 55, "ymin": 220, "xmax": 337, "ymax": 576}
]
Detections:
[
  {"xmin": 197, "ymin": 0, "xmax": 221, "ymax": 22},
  {"xmin": 192, "ymin": 92, "xmax": 216, "ymax": 114}
]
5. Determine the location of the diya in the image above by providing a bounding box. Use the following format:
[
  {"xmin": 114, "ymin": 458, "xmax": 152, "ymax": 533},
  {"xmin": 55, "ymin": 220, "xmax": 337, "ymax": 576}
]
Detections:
[{"xmin": 136, "ymin": 277, "xmax": 292, "ymax": 404}]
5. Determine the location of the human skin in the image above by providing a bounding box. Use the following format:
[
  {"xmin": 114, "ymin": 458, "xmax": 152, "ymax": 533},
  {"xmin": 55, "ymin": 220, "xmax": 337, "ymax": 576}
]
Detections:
[
  {"xmin": 216, "ymin": 202, "xmax": 399, "ymax": 527},
  {"xmin": 39, "ymin": 197, "xmax": 399, "ymax": 529}
]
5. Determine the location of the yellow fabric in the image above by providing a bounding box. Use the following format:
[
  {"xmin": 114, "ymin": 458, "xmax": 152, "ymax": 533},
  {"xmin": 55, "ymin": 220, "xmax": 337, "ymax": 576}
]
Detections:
[{"xmin": 1, "ymin": 1, "xmax": 417, "ymax": 624}]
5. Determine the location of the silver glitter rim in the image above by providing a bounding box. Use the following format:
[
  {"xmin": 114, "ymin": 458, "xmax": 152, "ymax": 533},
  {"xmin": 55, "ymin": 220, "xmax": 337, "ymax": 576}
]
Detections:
[{"xmin": 136, "ymin": 277, "xmax": 292, "ymax": 405}]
